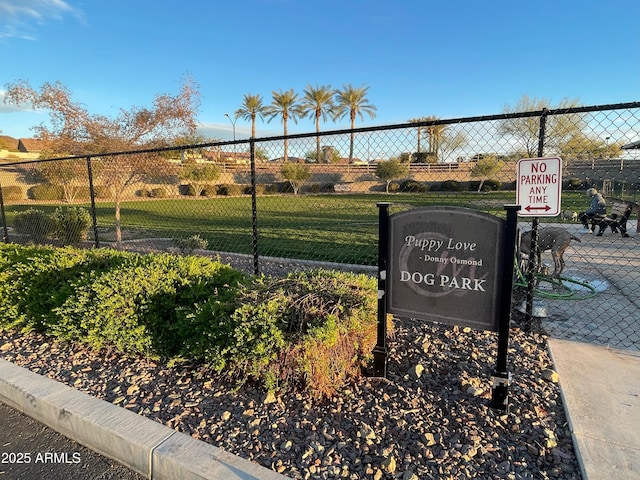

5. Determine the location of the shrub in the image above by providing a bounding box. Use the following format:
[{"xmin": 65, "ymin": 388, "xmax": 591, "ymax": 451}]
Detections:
[
  {"xmin": 94, "ymin": 185, "xmax": 113, "ymax": 198},
  {"xmin": 53, "ymin": 252, "xmax": 245, "ymax": 357},
  {"xmin": 14, "ymin": 209, "xmax": 55, "ymax": 244},
  {"xmin": 1, "ymin": 186, "xmax": 23, "ymax": 202},
  {"xmin": 217, "ymin": 184, "xmax": 245, "ymax": 196},
  {"xmin": 388, "ymin": 181, "xmax": 401, "ymax": 192},
  {"xmin": 401, "ymin": 180, "xmax": 429, "ymax": 192},
  {"xmin": 0, "ymin": 246, "xmax": 130, "ymax": 332},
  {"xmin": 0, "ymin": 244, "xmax": 380, "ymax": 399},
  {"xmin": 481, "ymin": 179, "xmax": 502, "ymax": 192},
  {"xmin": 566, "ymin": 178, "xmax": 583, "ymax": 190},
  {"xmin": 28, "ymin": 184, "xmax": 64, "ymax": 201},
  {"xmin": 151, "ymin": 187, "xmax": 168, "ymax": 198},
  {"xmin": 138, "ymin": 188, "xmax": 152, "ymax": 197},
  {"xmin": 439, "ymin": 180, "xmax": 464, "ymax": 191},
  {"xmin": 52, "ymin": 207, "xmax": 92, "ymax": 245},
  {"xmin": 174, "ymin": 234, "xmax": 208, "ymax": 254},
  {"xmin": 207, "ymin": 270, "xmax": 379, "ymax": 398}
]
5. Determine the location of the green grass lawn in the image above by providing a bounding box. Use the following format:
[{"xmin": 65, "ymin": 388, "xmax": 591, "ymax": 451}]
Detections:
[{"xmin": 3, "ymin": 191, "xmax": 589, "ymax": 265}]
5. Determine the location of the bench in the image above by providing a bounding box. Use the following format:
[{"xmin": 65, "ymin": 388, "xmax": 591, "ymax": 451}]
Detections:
[{"xmin": 589, "ymin": 199, "xmax": 639, "ymax": 237}]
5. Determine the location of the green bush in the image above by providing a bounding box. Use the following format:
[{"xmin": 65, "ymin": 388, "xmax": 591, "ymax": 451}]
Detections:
[
  {"xmin": 481, "ymin": 179, "xmax": 502, "ymax": 192},
  {"xmin": 174, "ymin": 234, "xmax": 208, "ymax": 254},
  {"xmin": 13, "ymin": 209, "xmax": 55, "ymax": 244},
  {"xmin": 151, "ymin": 187, "xmax": 168, "ymax": 198},
  {"xmin": 401, "ymin": 180, "xmax": 429, "ymax": 192},
  {"xmin": 217, "ymin": 184, "xmax": 245, "ymax": 196},
  {"xmin": 204, "ymin": 270, "xmax": 378, "ymax": 397},
  {"xmin": 439, "ymin": 180, "xmax": 464, "ymax": 191},
  {"xmin": 51, "ymin": 251, "xmax": 245, "ymax": 357},
  {"xmin": 52, "ymin": 207, "xmax": 92, "ymax": 245},
  {"xmin": 1, "ymin": 186, "xmax": 23, "ymax": 202},
  {"xmin": 94, "ymin": 185, "xmax": 113, "ymax": 198},
  {"xmin": 0, "ymin": 246, "xmax": 130, "ymax": 332},
  {"xmin": 0, "ymin": 244, "xmax": 379, "ymax": 399},
  {"xmin": 28, "ymin": 184, "xmax": 64, "ymax": 201}
]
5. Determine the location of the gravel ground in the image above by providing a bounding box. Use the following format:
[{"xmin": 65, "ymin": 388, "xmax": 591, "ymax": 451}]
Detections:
[{"xmin": 0, "ymin": 253, "xmax": 581, "ymax": 479}]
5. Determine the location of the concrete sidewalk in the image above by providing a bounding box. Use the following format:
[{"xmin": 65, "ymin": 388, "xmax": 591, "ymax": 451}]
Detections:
[
  {"xmin": 548, "ymin": 339, "xmax": 640, "ymax": 480},
  {"xmin": 0, "ymin": 358, "xmax": 287, "ymax": 480}
]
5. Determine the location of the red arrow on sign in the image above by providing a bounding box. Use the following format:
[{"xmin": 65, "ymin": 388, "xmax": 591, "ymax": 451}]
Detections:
[{"xmin": 525, "ymin": 205, "xmax": 551, "ymax": 212}]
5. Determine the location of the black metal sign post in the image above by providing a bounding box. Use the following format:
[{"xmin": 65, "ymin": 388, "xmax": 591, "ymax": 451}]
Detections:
[
  {"xmin": 489, "ymin": 204, "xmax": 520, "ymax": 411},
  {"xmin": 373, "ymin": 202, "xmax": 391, "ymax": 377}
]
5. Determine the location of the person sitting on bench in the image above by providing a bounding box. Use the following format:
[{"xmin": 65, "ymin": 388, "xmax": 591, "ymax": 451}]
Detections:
[{"xmin": 579, "ymin": 188, "xmax": 606, "ymax": 233}]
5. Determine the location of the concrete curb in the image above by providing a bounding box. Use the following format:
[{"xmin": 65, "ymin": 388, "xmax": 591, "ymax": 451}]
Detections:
[{"xmin": 0, "ymin": 358, "xmax": 288, "ymax": 480}]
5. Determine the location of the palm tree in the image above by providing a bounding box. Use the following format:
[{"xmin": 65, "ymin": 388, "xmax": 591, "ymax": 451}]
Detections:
[
  {"xmin": 265, "ymin": 89, "xmax": 300, "ymax": 162},
  {"xmin": 299, "ymin": 84, "xmax": 335, "ymax": 163},
  {"xmin": 423, "ymin": 115, "xmax": 446, "ymax": 162},
  {"xmin": 408, "ymin": 116, "xmax": 428, "ymax": 157},
  {"xmin": 334, "ymin": 84, "xmax": 377, "ymax": 163},
  {"xmin": 235, "ymin": 93, "xmax": 266, "ymax": 140}
]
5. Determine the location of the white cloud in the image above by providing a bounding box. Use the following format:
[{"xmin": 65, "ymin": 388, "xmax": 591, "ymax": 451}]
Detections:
[{"xmin": 0, "ymin": 0, "xmax": 82, "ymax": 40}]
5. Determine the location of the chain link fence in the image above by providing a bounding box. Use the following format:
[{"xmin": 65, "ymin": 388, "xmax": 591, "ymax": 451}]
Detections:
[{"xmin": 1, "ymin": 102, "xmax": 639, "ymax": 350}]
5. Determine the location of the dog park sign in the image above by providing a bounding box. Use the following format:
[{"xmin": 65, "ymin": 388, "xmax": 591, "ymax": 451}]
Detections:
[
  {"xmin": 516, "ymin": 157, "xmax": 562, "ymax": 216},
  {"xmin": 373, "ymin": 203, "xmax": 519, "ymax": 410}
]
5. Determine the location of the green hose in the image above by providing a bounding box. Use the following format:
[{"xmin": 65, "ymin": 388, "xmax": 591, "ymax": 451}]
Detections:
[{"xmin": 513, "ymin": 257, "xmax": 599, "ymax": 300}]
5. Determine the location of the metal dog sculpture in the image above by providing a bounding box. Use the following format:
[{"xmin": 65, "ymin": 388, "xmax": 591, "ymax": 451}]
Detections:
[{"xmin": 519, "ymin": 227, "xmax": 581, "ymax": 277}]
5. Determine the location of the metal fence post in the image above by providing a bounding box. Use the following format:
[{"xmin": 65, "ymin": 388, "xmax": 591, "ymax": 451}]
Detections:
[
  {"xmin": 249, "ymin": 138, "xmax": 259, "ymax": 275},
  {"xmin": 0, "ymin": 177, "xmax": 8, "ymax": 243},
  {"xmin": 85, "ymin": 156, "xmax": 100, "ymax": 248},
  {"xmin": 524, "ymin": 109, "xmax": 548, "ymax": 331}
]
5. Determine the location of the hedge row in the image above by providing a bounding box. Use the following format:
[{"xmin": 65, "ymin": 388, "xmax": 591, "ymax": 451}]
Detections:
[{"xmin": 0, "ymin": 244, "xmax": 378, "ymax": 398}]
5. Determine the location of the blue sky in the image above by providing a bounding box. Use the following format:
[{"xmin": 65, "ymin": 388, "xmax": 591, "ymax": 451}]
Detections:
[{"xmin": 1, "ymin": 0, "xmax": 638, "ymax": 141}]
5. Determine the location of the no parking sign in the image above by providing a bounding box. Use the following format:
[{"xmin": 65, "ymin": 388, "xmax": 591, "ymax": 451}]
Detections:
[{"xmin": 516, "ymin": 157, "xmax": 563, "ymax": 217}]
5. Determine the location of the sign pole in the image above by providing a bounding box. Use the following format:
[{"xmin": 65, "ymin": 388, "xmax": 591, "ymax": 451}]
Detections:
[
  {"xmin": 373, "ymin": 202, "xmax": 391, "ymax": 377},
  {"xmin": 489, "ymin": 204, "xmax": 520, "ymax": 411}
]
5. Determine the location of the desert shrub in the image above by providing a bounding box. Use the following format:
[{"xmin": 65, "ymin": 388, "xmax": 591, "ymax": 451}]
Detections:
[
  {"xmin": 401, "ymin": 180, "xmax": 429, "ymax": 192},
  {"xmin": 439, "ymin": 180, "xmax": 464, "ymax": 191},
  {"xmin": 13, "ymin": 209, "xmax": 55, "ymax": 244},
  {"xmin": 203, "ymin": 270, "xmax": 379, "ymax": 398},
  {"xmin": 200, "ymin": 184, "xmax": 217, "ymax": 197},
  {"xmin": 151, "ymin": 187, "xmax": 168, "ymax": 198},
  {"xmin": 566, "ymin": 178, "xmax": 583, "ymax": 190},
  {"xmin": 28, "ymin": 184, "xmax": 64, "ymax": 201},
  {"xmin": 52, "ymin": 207, "xmax": 92, "ymax": 245},
  {"xmin": 93, "ymin": 185, "xmax": 113, "ymax": 198},
  {"xmin": 174, "ymin": 234, "xmax": 208, "ymax": 254},
  {"xmin": 481, "ymin": 179, "xmax": 502, "ymax": 192},
  {"xmin": 265, "ymin": 184, "xmax": 279, "ymax": 194},
  {"xmin": 217, "ymin": 184, "xmax": 245, "ymax": 196},
  {"xmin": 0, "ymin": 244, "xmax": 379, "ymax": 399},
  {"xmin": 71, "ymin": 186, "xmax": 92, "ymax": 200},
  {"xmin": 138, "ymin": 188, "xmax": 152, "ymax": 197},
  {"xmin": 388, "ymin": 181, "xmax": 401, "ymax": 193},
  {"xmin": 0, "ymin": 246, "xmax": 130, "ymax": 332},
  {"xmin": 1, "ymin": 186, "xmax": 23, "ymax": 202},
  {"xmin": 53, "ymin": 252, "xmax": 245, "ymax": 357}
]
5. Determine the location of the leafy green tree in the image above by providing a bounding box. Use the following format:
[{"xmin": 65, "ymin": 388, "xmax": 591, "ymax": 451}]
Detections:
[
  {"xmin": 375, "ymin": 159, "xmax": 409, "ymax": 193},
  {"xmin": 235, "ymin": 93, "xmax": 266, "ymax": 140},
  {"xmin": 179, "ymin": 162, "xmax": 221, "ymax": 196},
  {"xmin": 558, "ymin": 134, "xmax": 622, "ymax": 161},
  {"xmin": 3, "ymin": 78, "xmax": 200, "ymax": 247},
  {"xmin": 470, "ymin": 155, "xmax": 504, "ymax": 192},
  {"xmin": 299, "ymin": 85, "xmax": 335, "ymax": 163},
  {"xmin": 265, "ymin": 89, "xmax": 301, "ymax": 163},
  {"xmin": 499, "ymin": 95, "xmax": 583, "ymax": 158},
  {"xmin": 334, "ymin": 84, "xmax": 377, "ymax": 163},
  {"xmin": 280, "ymin": 162, "xmax": 311, "ymax": 195}
]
